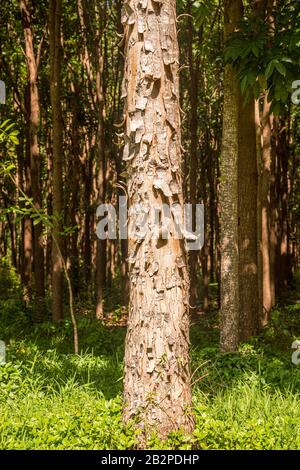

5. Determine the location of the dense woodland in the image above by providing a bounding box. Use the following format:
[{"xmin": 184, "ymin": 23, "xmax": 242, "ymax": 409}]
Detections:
[{"xmin": 0, "ymin": 0, "xmax": 300, "ymax": 450}]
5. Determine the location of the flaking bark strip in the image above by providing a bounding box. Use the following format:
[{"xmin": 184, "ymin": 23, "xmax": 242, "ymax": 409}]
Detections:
[{"xmin": 122, "ymin": 0, "xmax": 194, "ymax": 438}]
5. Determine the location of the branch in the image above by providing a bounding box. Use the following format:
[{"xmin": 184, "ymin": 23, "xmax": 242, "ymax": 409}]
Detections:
[{"xmin": 36, "ymin": 24, "xmax": 47, "ymax": 72}]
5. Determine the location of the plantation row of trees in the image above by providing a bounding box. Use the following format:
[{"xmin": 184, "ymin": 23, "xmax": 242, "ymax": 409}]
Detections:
[{"xmin": 0, "ymin": 0, "xmax": 299, "ymax": 438}]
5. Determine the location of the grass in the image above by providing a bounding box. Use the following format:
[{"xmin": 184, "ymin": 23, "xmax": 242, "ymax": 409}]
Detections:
[{"xmin": 0, "ymin": 264, "xmax": 300, "ymax": 449}]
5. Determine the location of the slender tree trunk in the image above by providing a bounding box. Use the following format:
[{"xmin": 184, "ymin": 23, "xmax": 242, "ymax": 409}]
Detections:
[
  {"xmin": 123, "ymin": 0, "xmax": 194, "ymax": 440},
  {"xmin": 238, "ymin": 95, "xmax": 259, "ymax": 340},
  {"xmin": 269, "ymin": 124, "xmax": 277, "ymax": 303},
  {"xmin": 45, "ymin": 124, "xmax": 53, "ymax": 289},
  {"xmin": 20, "ymin": 0, "xmax": 45, "ymax": 315},
  {"xmin": 261, "ymin": 95, "xmax": 273, "ymax": 323},
  {"xmin": 252, "ymin": 0, "xmax": 272, "ymax": 326},
  {"xmin": 70, "ymin": 89, "xmax": 80, "ymax": 296},
  {"xmin": 208, "ymin": 150, "xmax": 216, "ymax": 284},
  {"xmin": 83, "ymin": 137, "xmax": 93, "ymax": 287},
  {"xmin": 95, "ymin": 85, "xmax": 106, "ymax": 318},
  {"xmin": 3, "ymin": 196, "xmax": 17, "ymax": 268},
  {"xmin": 219, "ymin": 0, "xmax": 242, "ymax": 352},
  {"xmin": 187, "ymin": 0, "xmax": 199, "ymax": 309},
  {"xmin": 200, "ymin": 153, "xmax": 209, "ymax": 312},
  {"xmin": 49, "ymin": 0, "xmax": 64, "ymax": 321},
  {"xmin": 114, "ymin": 0, "xmax": 128, "ymax": 305},
  {"xmin": 216, "ymin": 152, "xmax": 221, "ymax": 310},
  {"xmin": 22, "ymin": 85, "xmax": 33, "ymax": 300},
  {"xmin": 115, "ymin": 146, "xmax": 129, "ymax": 306},
  {"xmin": 95, "ymin": 42, "xmax": 107, "ymax": 320},
  {"xmin": 16, "ymin": 133, "xmax": 25, "ymax": 275},
  {"xmin": 255, "ymin": 99, "xmax": 264, "ymax": 326},
  {"xmin": 277, "ymin": 118, "xmax": 289, "ymax": 292}
]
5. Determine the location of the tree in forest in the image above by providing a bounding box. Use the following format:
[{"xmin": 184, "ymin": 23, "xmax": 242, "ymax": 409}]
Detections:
[
  {"xmin": 0, "ymin": 0, "xmax": 299, "ymax": 362},
  {"xmin": 224, "ymin": 0, "xmax": 300, "ymax": 334},
  {"xmin": 186, "ymin": 0, "xmax": 200, "ymax": 310},
  {"xmin": 20, "ymin": 0, "xmax": 45, "ymax": 315},
  {"xmin": 122, "ymin": 0, "xmax": 194, "ymax": 439},
  {"xmin": 258, "ymin": 0, "xmax": 276, "ymax": 323},
  {"xmin": 237, "ymin": 3, "xmax": 259, "ymax": 341},
  {"xmin": 238, "ymin": 92, "xmax": 259, "ymax": 340},
  {"xmin": 219, "ymin": 0, "xmax": 242, "ymax": 352},
  {"xmin": 49, "ymin": 0, "xmax": 64, "ymax": 321}
]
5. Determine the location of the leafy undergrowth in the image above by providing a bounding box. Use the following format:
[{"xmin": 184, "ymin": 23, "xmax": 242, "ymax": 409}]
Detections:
[{"xmin": 0, "ymin": 266, "xmax": 300, "ymax": 449}]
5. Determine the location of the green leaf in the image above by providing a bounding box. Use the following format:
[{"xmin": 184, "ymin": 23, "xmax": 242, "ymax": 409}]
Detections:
[
  {"xmin": 258, "ymin": 74, "xmax": 268, "ymax": 90},
  {"xmin": 270, "ymin": 101, "xmax": 282, "ymax": 116},
  {"xmin": 265, "ymin": 60, "xmax": 275, "ymax": 79},
  {"xmin": 0, "ymin": 120, "xmax": 11, "ymax": 129},
  {"xmin": 274, "ymin": 61, "xmax": 286, "ymax": 77},
  {"xmin": 251, "ymin": 44, "xmax": 259, "ymax": 57},
  {"xmin": 9, "ymin": 135, "xmax": 19, "ymax": 145},
  {"xmin": 241, "ymin": 75, "xmax": 248, "ymax": 94}
]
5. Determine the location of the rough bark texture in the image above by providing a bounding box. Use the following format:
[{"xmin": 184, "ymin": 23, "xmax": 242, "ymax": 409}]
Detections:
[
  {"xmin": 238, "ymin": 97, "xmax": 259, "ymax": 340},
  {"xmin": 122, "ymin": 0, "xmax": 194, "ymax": 439},
  {"xmin": 219, "ymin": 0, "xmax": 241, "ymax": 352}
]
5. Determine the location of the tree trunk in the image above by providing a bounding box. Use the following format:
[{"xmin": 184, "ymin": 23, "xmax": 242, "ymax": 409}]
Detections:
[
  {"xmin": 277, "ymin": 118, "xmax": 289, "ymax": 293},
  {"xmin": 187, "ymin": 0, "xmax": 199, "ymax": 309},
  {"xmin": 200, "ymin": 152, "xmax": 209, "ymax": 312},
  {"xmin": 269, "ymin": 123, "xmax": 277, "ymax": 304},
  {"xmin": 252, "ymin": 0, "xmax": 274, "ymax": 326},
  {"xmin": 95, "ymin": 49, "xmax": 106, "ymax": 320},
  {"xmin": 255, "ymin": 99, "xmax": 264, "ymax": 327},
  {"xmin": 49, "ymin": 0, "xmax": 64, "ymax": 322},
  {"xmin": 122, "ymin": 0, "xmax": 194, "ymax": 440},
  {"xmin": 219, "ymin": 0, "xmax": 242, "ymax": 352},
  {"xmin": 70, "ymin": 88, "xmax": 80, "ymax": 296},
  {"xmin": 238, "ymin": 96, "xmax": 259, "ymax": 340},
  {"xmin": 22, "ymin": 86, "xmax": 33, "ymax": 299},
  {"xmin": 20, "ymin": 0, "xmax": 45, "ymax": 316},
  {"xmin": 261, "ymin": 95, "xmax": 273, "ymax": 322}
]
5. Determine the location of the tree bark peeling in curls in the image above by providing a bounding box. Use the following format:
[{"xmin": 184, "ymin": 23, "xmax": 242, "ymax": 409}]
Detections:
[{"xmin": 122, "ymin": 0, "xmax": 194, "ymax": 437}]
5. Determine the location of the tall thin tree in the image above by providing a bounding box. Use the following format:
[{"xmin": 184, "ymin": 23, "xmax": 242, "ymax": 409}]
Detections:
[
  {"xmin": 238, "ymin": 92, "xmax": 259, "ymax": 339},
  {"xmin": 20, "ymin": 0, "xmax": 45, "ymax": 315},
  {"xmin": 49, "ymin": 0, "xmax": 64, "ymax": 321},
  {"xmin": 220, "ymin": 0, "xmax": 242, "ymax": 352}
]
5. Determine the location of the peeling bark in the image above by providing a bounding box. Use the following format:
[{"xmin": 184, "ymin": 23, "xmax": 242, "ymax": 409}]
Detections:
[{"xmin": 122, "ymin": 0, "xmax": 194, "ymax": 439}]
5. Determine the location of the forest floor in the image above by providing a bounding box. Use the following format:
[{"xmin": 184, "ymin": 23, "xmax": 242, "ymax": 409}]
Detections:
[{"xmin": 0, "ymin": 266, "xmax": 300, "ymax": 449}]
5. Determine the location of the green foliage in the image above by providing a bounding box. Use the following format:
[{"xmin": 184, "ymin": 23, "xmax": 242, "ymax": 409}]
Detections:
[
  {"xmin": 0, "ymin": 258, "xmax": 21, "ymax": 300},
  {"xmin": 0, "ymin": 267, "xmax": 300, "ymax": 450},
  {"xmin": 0, "ymin": 120, "xmax": 79, "ymax": 238},
  {"xmin": 224, "ymin": 1, "xmax": 300, "ymax": 114},
  {"xmin": 193, "ymin": 384, "xmax": 300, "ymax": 449},
  {"xmin": 0, "ymin": 120, "xmax": 19, "ymax": 194},
  {"xmin": 0, "ymin": 119, "xmax": 19, "ymax": 146}
]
